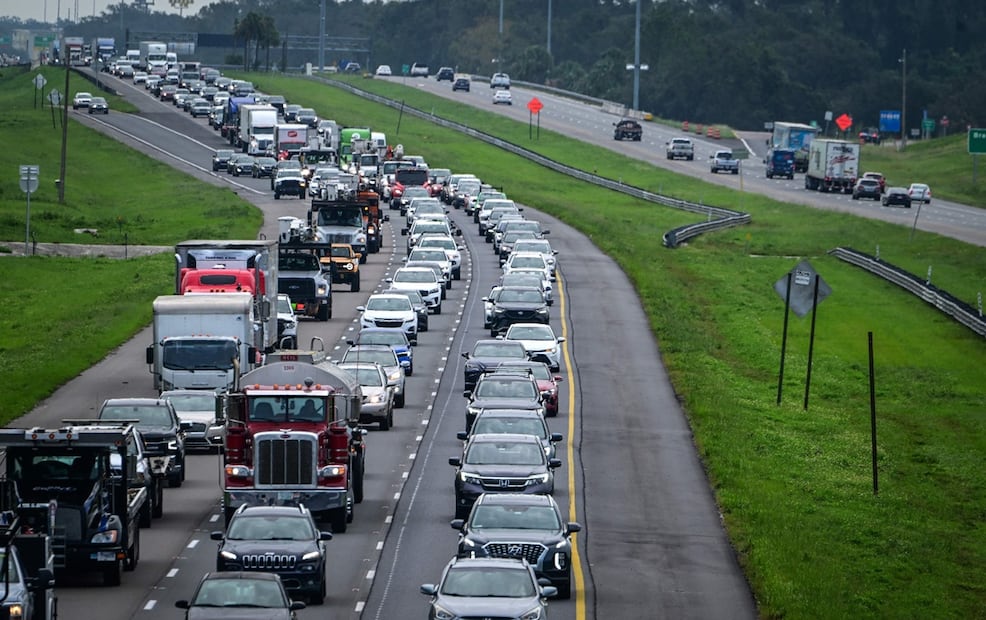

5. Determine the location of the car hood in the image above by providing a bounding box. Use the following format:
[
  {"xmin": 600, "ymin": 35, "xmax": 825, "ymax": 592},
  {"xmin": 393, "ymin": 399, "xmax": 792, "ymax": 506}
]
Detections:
[
  {"xmin": 469, "ymin": 397, "xmax": 541, "ymax": 410},
  {"xmin": 466, "ymin": 357, "xmax": 527, "ymax": 369},
  {"xmin": 177, "ymin": 411, "xmax": 217, "ymax": 425},
  {"xmin": 494, "ymin": 301, "xmax": 547, "ymax": 312},
  {"xmin": 436, "ymin": 594, "xmax": 542, "ymax": 617},
  {"xmin": 221, "ymin": 539, "xmax": 316, "ymax": 556},
  {"xmin": 364, "ymin": 310, "xmax": 414, "ymax": 321},
  {"xmin": 509, "ymin": 338, "xmax": 554, "ymax": 351}
]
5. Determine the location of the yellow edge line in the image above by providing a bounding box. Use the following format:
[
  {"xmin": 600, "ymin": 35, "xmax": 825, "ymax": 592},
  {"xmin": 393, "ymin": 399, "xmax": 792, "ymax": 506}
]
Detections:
[{"xmin": 557, "ymin": 272, "xmax": 585, "ymax": 617}]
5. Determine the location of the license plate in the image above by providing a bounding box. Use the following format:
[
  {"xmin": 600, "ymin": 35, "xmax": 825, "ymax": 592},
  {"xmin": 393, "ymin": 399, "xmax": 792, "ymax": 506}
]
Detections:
[{"xmin": 93, "ymin": 551, "xmax": 116, "ymax": 562}]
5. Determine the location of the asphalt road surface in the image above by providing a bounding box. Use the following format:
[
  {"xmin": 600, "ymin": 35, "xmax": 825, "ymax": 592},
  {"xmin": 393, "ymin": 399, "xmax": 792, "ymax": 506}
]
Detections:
[
  {"xmin": 390, "ymin": 75, "xmax": 986, "ymax": 248},
  {"xmin": 14, "ymin": 68, "xmax": 757, "ymax": 619}
]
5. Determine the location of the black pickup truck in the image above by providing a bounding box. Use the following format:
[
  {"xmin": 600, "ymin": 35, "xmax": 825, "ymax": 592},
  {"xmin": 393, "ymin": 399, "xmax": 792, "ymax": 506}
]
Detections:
[{"xmin": 613, "ymin": 118, "xmax": 643, "ymax": 141}]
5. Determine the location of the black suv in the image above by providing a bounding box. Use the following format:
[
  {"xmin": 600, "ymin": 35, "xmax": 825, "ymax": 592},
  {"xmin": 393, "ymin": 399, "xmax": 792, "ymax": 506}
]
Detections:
[
  {"xmin": 451, "ymin": 493, "xmax": 581, "ymax": 599},
  {"xmin": 461, "ymin": 338, "xmax": 529, "ymax": 394},
  {"xmin": 486, "ymin": 286, "xmax": 550, "ymax": 336},
  {"xmin": 452, "ymin": 77, "xmax": 470, "ymax": 92},
  {"xmin": 97, "ymin": 397, "xmax": 186, "ymax": 488},
  {"xmin": 211, "ymin": 504, "xmax": 332, "ymax": 605},
  {"xmin": 436, "ymin": 66, "xmax": 454, "ymax": 81},
  {"xmin": 449, "ymin": 433, "xmax": 560, "ymax": 519},
  {"xmin": 613, "ymin": 118, "xmax": 642, "ymax": 141},
  {"xmin": 212, "ymin": 148, "xmax": 234, "ymax": 171},
  {"xmin": 463, "ymin": 373, "xmax": 544, "ymax": 432}
]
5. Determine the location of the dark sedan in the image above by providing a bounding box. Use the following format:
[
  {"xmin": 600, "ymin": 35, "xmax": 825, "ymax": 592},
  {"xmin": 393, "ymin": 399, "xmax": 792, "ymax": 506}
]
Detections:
[
  {"xmin": 449, "ymin": 433, "xmax": 560, "ymax": 519},
  {"xmin": 87, "ymin": 96, "xmax": 109, "ymax": 114},
  {"xmin": 461, "ymin": 338, "xmax": 529, "ymax": 394},
  {"xmin": 251, "ymin": 156, "xmax": 278, "ymax": 179},
  {"xmin": 228, "ymin": 154, "xmax": 256, "ymax": 177},
  {"xmin": 882, "ymin": 187, "xmax": 912, "ymax": 208},
  {"xmin": 462, "ymin": 373, "xmax": 544, "ymax": 431},
  {"xmin": 212, "ymin": 149, "xmax": 234, "ymax": 171},
  {"xmin": 486, "ymin": 285, "xmax": 550, "ymax": 336}
]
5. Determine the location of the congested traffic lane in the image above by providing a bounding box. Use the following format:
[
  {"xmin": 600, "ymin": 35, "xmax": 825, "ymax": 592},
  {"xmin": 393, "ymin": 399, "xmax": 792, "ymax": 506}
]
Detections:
[
  {"xmin": 45, "ymin": 68, "xmax": 477, "ymax": 620},
  {"xmin": 59, "ymin": 66, "xmax": 757, "ymax": 619},
  {"xmin": 389, "ymin": 75, "xmax": 986, "ymax": 247}
]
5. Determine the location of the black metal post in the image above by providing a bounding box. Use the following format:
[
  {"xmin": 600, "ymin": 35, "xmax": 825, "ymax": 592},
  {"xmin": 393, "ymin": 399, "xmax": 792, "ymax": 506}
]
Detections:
[
  {"xmin": 776, "ymin": 272, "xmax": 792, "ymax": 405},
  {"xmin": 868, "ymin": 331, "xmax": 878, "ymax": 495},
  {"xmin": 803, "ymin": 275, "xmax": 820, "ymax": 410}
]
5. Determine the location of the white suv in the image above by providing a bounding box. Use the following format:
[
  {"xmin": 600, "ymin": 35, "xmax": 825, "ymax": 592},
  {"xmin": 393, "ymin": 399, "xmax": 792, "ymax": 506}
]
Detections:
[
  {"xmin": 386, "ymin": 267, "xmax": 444, "ymax": 314},
  {"xmin": 490, "ymin": 72, "xmax": 511, "ymax": 89},
  {"xmin": 410, "ymin": 63, "xmax": 429, "ymax": 77},
  {"xmin": 357, "ymin": 294, "xmax": 418, "ymax": 344}
]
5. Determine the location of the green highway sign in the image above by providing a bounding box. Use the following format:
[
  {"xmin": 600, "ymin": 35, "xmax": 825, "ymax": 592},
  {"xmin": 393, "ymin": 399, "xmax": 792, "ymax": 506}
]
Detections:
[
  {"xmin": 969, "ymin": 128, "xmax": 986, "ymax": 155},
  {"xmin": 34, "ymin": 35, "xmax": 55, "ymax": 46},
  {"xmin": 921, "ymin": 118, "xmax": 935, "ymax": 131}
]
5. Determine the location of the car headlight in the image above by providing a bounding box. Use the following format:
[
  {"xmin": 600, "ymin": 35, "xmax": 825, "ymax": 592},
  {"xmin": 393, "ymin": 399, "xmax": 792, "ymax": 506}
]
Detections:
[
  {"xmin": 356, "ymin": 233, "xmax": 367, "ymax": 243},
  {"xmin": 459, "ymin": 472, "xmax": 483, "ymax": 485},
  {"xmin": 317, "ymin": 285, "xmax": 327, "ymax": 296},
  {"xmin": 366, "ymin": 392, "xmax": 384, "ymax": 404},
  {"xmin": 520, "ymin": 606, "xmax": 545, "ymax": 620},
  {"xmin": 91, "ymin": 529, "xmax": 119, "ymax": 544},
  {"xmin": 387, "ymin": 368, "xmax": 402, "ymax": 383},
  {"xmin": 536, "ymin": 308, "xmax": 549, "ymax": 315},
  {"xmin": 433, "ymin": 605, "xmax": 455, "ymax": 620},
  {"xmin": 494, "ymin": 307, "xmax": 506, "ymax": 314},
  {"xmin": 225, "ymin": 465, "xmax": 252, "ymax": 478},
  {"xmin": 301, "ymin": 550, "xmax": 322, "ymax": 562},
  {"xmin": 545, "ymin": 346, "xmax": 557, "ymax": 354},
  {"xmin": 219, "ymin": 549, "xmax": 238, "ymax": 560},
  {"xmin": 526, "ymin": 473, "xmax": 550, "ymax": 486},
  {"xmin": 6, "ymin": 604, "xmax": 23, "ymax": 619},
  {"xmin": 319, "ymin": 464, "xmax": 347, "ymax": 478},
  {"xmin": 168, "ymin": 439, "xmax": 179, "ymax": 451}
]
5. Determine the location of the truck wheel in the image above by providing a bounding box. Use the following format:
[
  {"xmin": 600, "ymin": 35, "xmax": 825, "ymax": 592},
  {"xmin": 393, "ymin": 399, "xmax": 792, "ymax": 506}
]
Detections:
[
  {"xmin": 139, "ymin": 494, "xmax": 152, "ymax": 528},
  {"xmin": 274, "ymin": 192, "xmax": 280, "ymax": 199},
  {"xmin": 359, "ymin": 252, "xmax": 367, "ymax": 264},
  {"xmin": 350, "ymin": 274, "xmax": 360, "ymax": 292},
  {"xmin": 330, "ymin": 507, "xmax": 348, "ymax": 533},
  {"xmin": 153, "ymin": 482, "xmax": 164, "ymax": 518},
  {"xmin": 299, "ymin": 191, "xmax": 305, "ymax": 200},
  {"xmin": 352, "ymin": 455, "xmax": 364, "ymax": 503},
  {"xmin": 103, "ymin": 561, "xmax": 122, "ymax": 586},
  {"xmin": 125, "ymin": 527, "xmax": 139, "ymax": 572},
  {"xmin": 317, "ymin": 302, "xmax": 330, "ymax": 321}
]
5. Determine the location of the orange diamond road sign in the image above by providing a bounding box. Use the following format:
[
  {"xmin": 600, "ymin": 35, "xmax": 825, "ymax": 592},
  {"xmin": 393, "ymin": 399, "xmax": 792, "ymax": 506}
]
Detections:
[
  {"xmin": 835, "ymin": 113, "xmax": 852, "ymax": 131},
  {"xmin": 527, "ymin": 97, "xmax": 544, "ymax": 114}
]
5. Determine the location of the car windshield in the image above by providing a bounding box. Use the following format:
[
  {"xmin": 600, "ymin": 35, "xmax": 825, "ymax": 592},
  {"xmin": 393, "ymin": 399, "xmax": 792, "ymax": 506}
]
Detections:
[
  {"xmin": 513, "ymin": 241, "xmax": 551, "ymax": 254},
  {"xmin": 499, "ymin": 363, "xmax": 551, "ymax": 380},
  {"xmin": 419, "ymin": 237, "xmax": 455, "ymax": 250},
  {"xmin": 192, "ymin": 578, "xmax": 288, "ymax": 608},
  {"xmin": 347, "ymin": 366, "xmax": 385, "ymax": 387},
  {"xmin": 466, "ymin": 441, "xmax": 543, "ymax": 466},
  {"xmin": 441, "ymin": 566, "xmax": 536, "ymax": 598},
  {"xmin": 412, "ymin": 222, "xmax": 449, "ymax": 235},
  {"xmin": 475, "ymin": 380, "xmax": 538, "ymax": 399},
  {"xmin": 470, "ymin": 504, "xmax": 560, "ymax": 530},
  {"xmin": 501, "ymin": 275, "xmax": 542, "ymax": 288},
  {"xmin": 249, "ymin": 396, "xmax": 327, "ymax": 422},
  {"xmin": 165, "ymin": 393, "xmax": 216, "ymax": 412},
  {"xmin": 100, "ymin": 405, "xmax": 173, "ymax": 427},
  {"xmin": 409, "ymin": 250, "xmax": 447, "ymax": 262},
  {"xmin": 342, "ymin": 349, "xmax": 396, "ymax": 368},
  {"xmin": 510, "ymin": 256, "xmax": 546, "ymax": 270},
  {"xmin": 498, "ymin": 289, "xmax": 544, "ymax": 304},
  {"xmin": 394, "ymin": 270, "xmax": 436, "ymax": 283},
  {"xmin": 227, "ymin": 515, "xmax": 315, "ymax": 541},
  {"xmin": 507, "ymin": 325, "xmax": 553, "ymax": 340},
  {"xmin": 472, "ymin": 342, "xmax": 526, "ymax": 357},
  {"xmin": 366, "ymin": 297, "xmax": 412, "ymax": 311},
  {"xmin": 473, "ymin": 416, "xmax": 546, "ymax": 438},
  {"xmin": 161, "ymin": 338, "xmax": 238, "ymax": 371},
  {"xmin": 358, "ymin": 331, "xmax": 404, "ymax": 346}
]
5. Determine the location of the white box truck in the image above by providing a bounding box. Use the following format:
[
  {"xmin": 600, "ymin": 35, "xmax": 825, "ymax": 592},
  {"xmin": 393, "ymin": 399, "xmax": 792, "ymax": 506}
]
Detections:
[
  {"xmin": 274, "ymin": 123, "xmax": 311, "ymax": 158},
  {"xmin": 146, "ymin": 293, "xmax": 258, "ymax": 393},
  {"xmin": 139, "ymin": 41, "xmax": 167, "ymax": 71},
  {"xmin": 238, "ymin": 104, "xmax": 278, "ymax": 154},
  {"xmin": 804, "ymin": 139, "xmax": 860, "ymax": 193}
]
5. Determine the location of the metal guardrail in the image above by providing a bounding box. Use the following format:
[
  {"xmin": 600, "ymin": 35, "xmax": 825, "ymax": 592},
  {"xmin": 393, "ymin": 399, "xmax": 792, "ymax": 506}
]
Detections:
[
  {"xmin": 312, "ymin": 76, "xmax": 750, "ymax": 248},
  {"xmin": 829, "ymin": 247, "xmax": 986, "ymax": 337}
]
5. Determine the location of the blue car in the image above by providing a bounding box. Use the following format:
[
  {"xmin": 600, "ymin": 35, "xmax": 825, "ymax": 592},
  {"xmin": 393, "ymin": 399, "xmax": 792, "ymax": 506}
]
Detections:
[{"xmin": 347, "ymin": 327, "xmax": 414, "ymax": 376}]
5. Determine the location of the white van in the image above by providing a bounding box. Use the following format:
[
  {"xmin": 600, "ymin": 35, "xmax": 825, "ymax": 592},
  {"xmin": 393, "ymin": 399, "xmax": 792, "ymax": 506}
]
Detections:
[{"xmin": 370, "ymin": 131, "xmax": 387, "ymax": 158}]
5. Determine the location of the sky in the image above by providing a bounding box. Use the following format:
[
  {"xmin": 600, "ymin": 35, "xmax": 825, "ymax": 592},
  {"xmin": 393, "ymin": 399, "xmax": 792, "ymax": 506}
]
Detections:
[{"xmin": 0, "ymin": 0, "xmax": 222, "ymax": 24}]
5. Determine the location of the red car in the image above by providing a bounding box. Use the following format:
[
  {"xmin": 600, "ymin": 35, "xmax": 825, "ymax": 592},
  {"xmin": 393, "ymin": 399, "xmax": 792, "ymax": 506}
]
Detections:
[{"xmin": 494, "ymin": 360, "xmax": 564, "ymax": 418}]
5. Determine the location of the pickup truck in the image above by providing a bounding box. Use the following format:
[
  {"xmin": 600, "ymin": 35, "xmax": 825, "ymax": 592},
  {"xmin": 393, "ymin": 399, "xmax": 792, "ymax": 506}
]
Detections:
[
  {"xmin": 709, "ymin": 150, "xmax": 739, "ymax": 174},
  {"xmin": 613, "ymin": 119, "xmax": 642, "ymax": 141},
  {"xmin": 665, "ymin": 138, "xmax": 694, "ymax": 161}
]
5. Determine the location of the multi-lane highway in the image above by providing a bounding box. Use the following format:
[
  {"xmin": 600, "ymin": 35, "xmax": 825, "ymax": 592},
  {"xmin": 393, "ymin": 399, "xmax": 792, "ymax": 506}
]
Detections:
[
  {"xmin": 17, "ymin": 68, "xmax": 758, "ymax": 619},
  {"xmin": 388, "ymin": 75, "xmax": 986, "ymax": 247}
]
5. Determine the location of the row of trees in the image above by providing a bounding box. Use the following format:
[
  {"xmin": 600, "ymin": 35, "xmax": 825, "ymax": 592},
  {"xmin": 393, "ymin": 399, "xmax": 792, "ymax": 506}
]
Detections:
[{"xmin": 6, "ymin": 0, "xmax": 985, "ymax": 130}]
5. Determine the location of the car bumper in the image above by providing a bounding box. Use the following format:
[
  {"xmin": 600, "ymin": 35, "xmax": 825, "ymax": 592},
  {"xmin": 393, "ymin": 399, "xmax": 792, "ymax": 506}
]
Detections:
[{"xmin": 225, "ymin": 489, "xmax": 347, "ymax": 513}]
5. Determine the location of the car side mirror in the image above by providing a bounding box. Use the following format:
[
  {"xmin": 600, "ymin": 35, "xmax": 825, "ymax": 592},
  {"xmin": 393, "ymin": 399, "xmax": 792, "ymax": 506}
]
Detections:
[
  {"xmin": 566, "ymin": 522, "xmax": 582, "ymax": 534},
  {"xmin": 420, "ymin": 584, "xmax": 438, "ymax": 596},
  {"xmin": 548, "ymin": 458, "xmax": 562, "ymax": 469},
  {"xmin": 456, "ymin": 431, "xmax": 468, "ymax": 440},
  {"xmin": 319, "ymin": 531, "xmax": 333, "ymax": 541},
  {"xmin": 448, "ymin": 457, "xmax": 461, "ymax": 467},
  {"xmin": 175, "ymin": 600, "xmax": 190, "ymax": 610},
  {"xmin": 209, "ymin": 531, "xmax": 224, "ymax": 540},
  {"xmin": 450, "ymin": 518, "xmax": 465, "ymax": 530},
  {"xmin": 540, "ymin": 585, "xmax": 558, "ymax": 599},
  {"xmin": 550, "ymin": 433, "xmax": 563, "ymax": 443},
  {"xmin": 145, "ymin": 345, "xmax": 154, "ymax": 364},
  {"xmin": 289, "ymin": 601, "xmax": 307, "ymax": 611}
]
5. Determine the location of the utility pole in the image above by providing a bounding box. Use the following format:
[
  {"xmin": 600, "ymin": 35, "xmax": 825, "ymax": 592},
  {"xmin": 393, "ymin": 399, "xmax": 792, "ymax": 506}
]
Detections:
[
  {"xmin": 632, "ymin": 0, "xmax": 641, "ymax": 111},
  {"xmin": 318, "ymin": 0, "xmax": 326, "ymax": 72},
  {"xmin": 546, "ymin": 0, "xmax": 552, "ymax": 56},
  {"xmin": 58, "ymin": 59, "xmax": 69, "ymax": 204},
  {"xmin": 900, "ymin": 48, "xmax": 907, "ymax": 150}
]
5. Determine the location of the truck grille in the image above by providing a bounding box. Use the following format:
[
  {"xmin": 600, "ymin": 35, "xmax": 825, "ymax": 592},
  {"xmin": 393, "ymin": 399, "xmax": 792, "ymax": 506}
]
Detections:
[
  {"xmin": 279, "ymin": 278, "xmax": 316, "ymax": 300},
  {"xmin": 324, "ymin": 233, "xmax": 355, "ymax": 244},
  {"xmin": 255, "ymin": 436, "xmax": 316, "ymax": 487},
  {"xmin": 240, "ymin": 554, "xmax": 297, "ymax": 570},
  {"xmin": 484, "ymin": 542, "xmax": 546, "ymax": 565}
]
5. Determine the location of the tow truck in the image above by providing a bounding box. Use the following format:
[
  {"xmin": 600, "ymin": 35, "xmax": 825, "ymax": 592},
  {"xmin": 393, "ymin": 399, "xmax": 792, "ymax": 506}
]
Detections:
[
  {"xmin": 0, "ymin": 492, "xmax": 57, "ymax": 619},
  {"xmin": 0, "ymin": 423, "xmax": 147, "ymax": 586}
]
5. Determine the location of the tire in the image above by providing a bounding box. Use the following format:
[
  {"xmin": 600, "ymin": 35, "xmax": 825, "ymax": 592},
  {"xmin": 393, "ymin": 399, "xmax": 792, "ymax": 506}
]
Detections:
[
  {"xmin": 441, "ymin": 287, "xmax": 447, "ymax": 300},
  {"xmin": 406, "ymin": 362, "xmax": 413, "ymax": 377},
  {"xmin": 124, "ymin": 527, "xmax": 139, "ymax": 572},
  {"xmin": 852, "ymin": 195, "xmax": 859, "ymax": 200},
  {"xmin": 152, "ymin": 481, "xmax": 164, "ymax": 518},
  {"xmin": 168, "ymin": 472, "xmax": 182, "ymax": 488},
  {"xmin": 556, "ymin": 578, "xmax": 572, "ymax": 600},
  {"xmin": 379, "ymin": 410, "xmax": 390, "ymax": 431},
  {"xmin": 350, "ymin": 273, "xmax": 360, "ymax": 292},
  {"xmin": 434, "ymin": 303, "xmax": 441, "ymax": 315},
  {"xmin": 299, "ymin": 191, "xmax": 305, "ymax": 200},
  {"xmin": 274, "ymin": 193, "xmax": 280, "ymax": 199},
  {"xmin": 351, "ymin": 452, "xmax": 364, "ymax": 504},
  {"xmin": 310, "ymin": 574, "xmax": 326, "ymax": 605},
  {"xmin": 139, "ymin": 495, "xmax": 152, "ymax": 528},
  {"xmin": 330, "ymin": 507, "xmax": 347, "ymax": 533},
  {"xmin": 395, "ymin": 391, "xmax": 405, "ymax": 408},
  {"xmin": 103, "ymin": 561, "xmax": 122, "ymax": 586},
  {"xmin": 491, "ymin": 328, "xmax": 498, "ymax": 337},
  {"xmin": 316, "ymin": 301, "xmax": 330, "ymax": 321}
]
